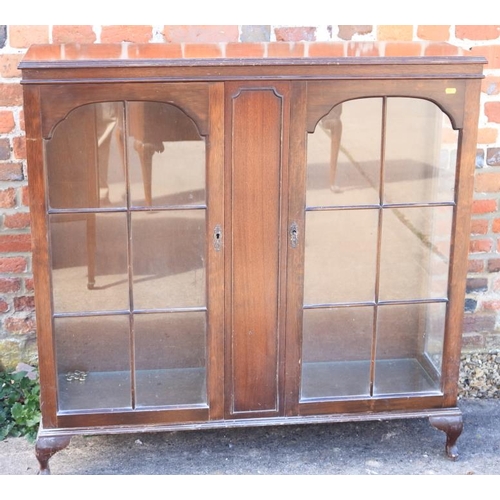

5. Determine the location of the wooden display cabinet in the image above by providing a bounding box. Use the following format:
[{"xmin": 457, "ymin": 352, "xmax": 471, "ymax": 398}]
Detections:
[{"xmin": 19, "ymin": 42, "xmax": 485, "ymax": 474}]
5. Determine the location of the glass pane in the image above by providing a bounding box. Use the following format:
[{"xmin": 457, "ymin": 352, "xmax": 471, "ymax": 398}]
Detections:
[
  {"xmin": 304, "ymin": 210, "xmax": 378, "ymax": 305},
  {"xmin": 301, "ymin": 306, "xmax": 373, "ymax": 400},
  {"xmin": 374, "ymin": 302, "xmax": 446, "ymax": 395},
  {"xmin": 134, "ymin": 312, "xmax": 207, "ymax": 407},
  {"xmin": 384, "ymin": 98, "xmax": 457, "ymax": 204},
  {"xmin": 55, "ymin": 315, "xmax": 131, "ymax": 411},
  {"xmin": 127, "ymin": 102, "xmax": 206, "ymax": 207},
  {"xmin": 46, "ymin": 102, "xmax": 126, "ymax": 209},
  {"xmin": 307, "ymin": 98, "xmax": 382, "ymax": 208},
  {"xmin": 50, "ymin": 213, "xmax": 129, "ymax": 313},
  {"xmin": 379, "ymin": 206, "xmax": 453, "ymax": 301},
  {"xmin": 132, "ymin": 210, "xmax": 206, "ymax": 310}
]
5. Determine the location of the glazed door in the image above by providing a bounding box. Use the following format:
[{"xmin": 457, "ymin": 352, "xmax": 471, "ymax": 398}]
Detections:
[
  {"xmin": 286, "ymin": 80, "xmax": 468, "ymax": 415},
  {"xmin": 38, "ymin": 83, "xmax": 225, "ymax": 426}
]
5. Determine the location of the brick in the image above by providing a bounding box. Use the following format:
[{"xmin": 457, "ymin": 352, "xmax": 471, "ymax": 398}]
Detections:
[
  {"xmin": 481, "ymin": 300, "xmax": 500, "ymax": 311},
  {"xmin": 337, "ymin": 25, "xmax": 373, "ymax": 40},
  {"xmin": 0, "ymin": 163, "xmax": 23, "ymax": 181},
  {"xmin": 0, "ymin": 299, "xmax": 9, "ymax": 313},
  {"xmin": 0, "ymin": 277, "xmax": 21, "ymax": 293},
  {"xmin": 14, "ymin": 296, "xmax": 35, "ymax": 312},
  {"xmin": 0, "ymin": 83, "xmax": 23, "ymax": 107},
  {"xmin": 485, "ymin": 334, "xmax": 500, "ymax": 348},
  {"xmin": 4, "ymin": 316, "xmax": 36, "ymax": 335},
  {"xmin": 0, "ymin": 233, "xmax": 32, "ymax": 252},
  {"xmin": 470, "ymin": 216, "xmax": 488, "ymax": 234},
  {"xmin": 471, "ymin": 199, "xmax": 496, "ymax": 213},
  {"xmin": 0, "ymin": 53, "xmax": 22, "ymax": 79},
  {"xmin": 417, "ymin": 25, "xmax": 450, "ymax": 41},
  {"xmin": 0, "ymin": 111, "xmax": 15, "ymax": 133},
  {"xmin": 308, "ymin": 43, "xmax": 345, "ymax": 58},
  {"xmin": 163, "ymin": 25, "xmax": 239, "ymax": 43},
  {"xmin": 12, "ymin": 136, "xmax": 26, "ymax": 160},
  {"xmin": 0, "ymin": 25, "xmax": 6, "ymax": 48},
  {"xmin": 493, "ymin": 276, "xmax": 500, "ymax": 292},
  {"xmin": 462, "ymin": 313, "xmax": 496, "ymax": 333},
  {"xmin": 0, "ymin": 188, "xmax": 16, "ymax": 208},
  {"xmin": 470, "ymin": 45, "xmax": 500, "ymax": 69},
  {"xmin": 474, "ymin": 172, "xmax": 500, "ymax": 192},
  {"xmin": 465, "ymin": 298, "xmax": 477, "ymax": 312},
  {"xmin": 0, "ymin": 257, "xmax": 27, "ymax": 273},
  {"xmin": 226, "ymin": 43, "xmax": 265, "ymax": 58},
  {"xmin": 101, "ymin": 25, "xmax": 152, "ymax": 43},
  {"xmin": 21, "ymin": 186, "xmax": 29, "ymax": 207},
  {"xmin": 485, "ymin": 102, "xmax": 500, "ymax": 124},
  {"xmin": 184, "ymin": 43, "xmax": 222, "ymax": 59},
  {"xmin": 468, "ymin": 259, "xmax": 484, "ymax": 272},
  {"xmin": 461, "ymin": 333, "xmax": 485, "ymax": 349},
  {"xmin": 493, "ymin": 218, "xmax": 500, "ymax": 233},
  {"xmin": 488, "ymin": 258, "xmax": 500, "ymax": 272},
  {"xmin": 25, "ymin": 277, "xmax": 34, "ymax": 292},
  {"xmin": 52, "ymin": 25, "xmax": 96, "ymax": 44},
  {"xmin": 478, "ymin": 128, "xmax": 498, "ymax": 145},
  {"xmin": 274, "ymin": 27, "xmax": 316, "ymax": 42},
  {"xmin": 482, "ymin": 76, "xmax": 500, "ymax": 96},
  {"xmin": 466, "ymin": 277, "xmax": 488, "ymax": 293},
  {"xmin": 19, "ymin": 110, "xmax": 24, "ymax": 133},
  {"xmin": 8, "ymin": 25, "xmax": 49, "ymax": 48},
  {"xmin": 0, "ymin": 138, "xmax": 10, "ymax": 160},
  {"xmin": 385, "ymin": 42, "xmax": 422, "ymax": 57},
  {"xmin": 456, "ymin": 25, "xmax": 500, "ymax": 40},
  {"xmin": 240, "ymin": 26, "xmax": 271, "ymax": 43},
  {"xmin": 267, "ymin": 42, "xmax": 305, "ymax": 58},
  {"xmin": 377, "ymin": 25, "xmax": 413, "ymax": 41},
  {"xmin": 424, "ymin": 44, "xmax": 461, "ymax": 56},
  {"xmin": 3, "ymin": 212, "xmax": 30, "ymax": 229},
  {"xmin": 469, "ymin": 239, "xmax": 492, "ymax": 253}
]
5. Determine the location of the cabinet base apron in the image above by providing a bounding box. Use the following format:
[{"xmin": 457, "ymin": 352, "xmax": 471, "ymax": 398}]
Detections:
[{"xmin": 35, "ymin": 407, "xmax": 463, "ymax": 473}]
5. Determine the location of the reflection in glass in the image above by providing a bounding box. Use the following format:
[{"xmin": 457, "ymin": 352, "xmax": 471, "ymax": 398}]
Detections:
[
  {"xmin": 384, "ymin": 98, "xmax": 457, "ymax": 204},
  {"xmin": 55, "ymin": 315, "xmax": 131, "ymax": 411},
  {"xmin": 374, "ymin": 302, "xmax": 446, "ymax": 395},
  {"xmin": 50, "ymin": 213, "xmax": 129, "ymax": 313},
  {"xmin": 46, "ymin": 102, "xmax": 127, "ymax": 209},
  {"xmin": 379, "ymin": 206, "xmax": 453, "ymax": 301},
  {"xmin": 304, "ymin": 210, "xmax": 378, "ymax": 305},
  {"xmin": 127, "ymin": 102, "xmax": 206, "ymax": 207},
  {"xmin": 307, "ymin": 98, "xmax": 382, "ymax": 208},
  {"xmin": 131, "ymin": 210, "xmax": 206, "ymax": 310},
  {"xmin": 301, "ymin": 307, "xmax": 373, "ymax": 400},
  {"xmin": 134, "ymin": 312, "xmax": 207, "ymax": 407}
]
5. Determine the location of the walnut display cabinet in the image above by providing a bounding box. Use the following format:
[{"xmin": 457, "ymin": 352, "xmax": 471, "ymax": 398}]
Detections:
[{"xmin": 19, "ymin": 42, "xmax": 485, "ymax": 474}]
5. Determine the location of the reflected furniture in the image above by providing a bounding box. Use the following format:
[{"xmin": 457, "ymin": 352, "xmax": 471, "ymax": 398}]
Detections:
[{"xmin": 20, "ymin": 42, "xmax": 485, "ymax": 473}]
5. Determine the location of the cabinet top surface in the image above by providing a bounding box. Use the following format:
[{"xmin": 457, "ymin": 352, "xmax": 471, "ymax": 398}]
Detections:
[
  {"xmin": 20, "ymin": 41, "xmax": 486, "ymax": 67},
  {"xmin": 19, "ymin": 42, "xmax": 486, "ymax": 83}
]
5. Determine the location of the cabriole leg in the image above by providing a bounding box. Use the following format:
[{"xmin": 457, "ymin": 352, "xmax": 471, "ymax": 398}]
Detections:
[
  {"xmin": 35, "ymin": 435, "xmax": 72, "ymax": 475},
  {"xmin": 429, "ymin": 414, "xmax": 463, "ymax": 460}
]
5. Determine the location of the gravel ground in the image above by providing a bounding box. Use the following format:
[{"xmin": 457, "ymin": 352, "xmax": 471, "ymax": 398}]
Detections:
[{"xmin": 459, "ymin": 349, "xmax": 500, "ymax": 399}]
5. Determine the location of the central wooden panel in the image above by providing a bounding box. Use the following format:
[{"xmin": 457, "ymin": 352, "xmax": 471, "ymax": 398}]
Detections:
[{"xmin": 229, "ymin": 87, "xmax": 282, "ymax": 415}]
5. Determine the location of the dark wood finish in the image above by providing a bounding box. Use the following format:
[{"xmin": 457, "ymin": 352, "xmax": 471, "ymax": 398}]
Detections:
[
  {"xmin": 429, "ymin": 414, "xmax": 464, "ymax": 460},
  {"xmin": 206, "ymin": 83, "xmax": 225, "ymax": 421},
  {"xmin": 225, "ymin": 82, "xmax": 287, "ymax": 417},
  {"xmin": 35, "ymin": 434, "xmax": 72, "ymax": 475},
  {"xmin": 20, "ymin": 43, "xmax": 485, "ymax": 473}
]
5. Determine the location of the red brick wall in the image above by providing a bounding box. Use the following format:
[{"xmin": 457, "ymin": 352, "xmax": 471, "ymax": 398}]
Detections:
[{"xmin": 0, "ymin": 24, "xmax": 499, "ymax": 369}]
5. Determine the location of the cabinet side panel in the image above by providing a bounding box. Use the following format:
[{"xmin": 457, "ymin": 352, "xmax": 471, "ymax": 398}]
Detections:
[
  {"xmin": 442, "ymin": 78, "xmax": 482, "ymax": 407},
  {"xmin": 23, "ymin": 85, "xmax": 58, "ymax": 428},
  {"xmin": 230, "ymin": 88, "xmax": 282, "ymax": 414}
]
